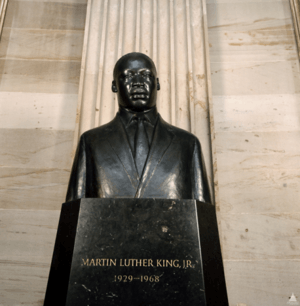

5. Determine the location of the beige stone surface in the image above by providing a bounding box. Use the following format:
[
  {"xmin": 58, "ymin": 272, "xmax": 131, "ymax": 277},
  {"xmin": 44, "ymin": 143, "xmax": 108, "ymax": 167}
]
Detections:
[
  {"xmin": 207, "ymin": 0, "xmax": 288, "ymax": 2},
  {"xmin": 0, "ymin": 129, "xmax": 73, "ymax": 169},
  {"xmin": 211, "ymin": 60, "xmax": 300, "ymax": 96},
  {"xmin": 213, "ymin": 94, "xmax": 300, "ymax": 132},
  {"xmin": 0, "ymin": 209, "xmax": 60, "ymax": 262},
  {"xmin": 12, "ymin": 0, "xmax": 87, "ymax": 2},
  {"xmin": 0, "ymin": 263, "xmax": 49, "ymax": 306},
  {"xmin": 0, "ymin": 167, "xmax": 69, "ymax": 210},
  {"xmin": 0, "ymin": 28, "xmax": 84, "ymax": 61},
  {"xmin": 208, "ymin": 0, "xmax": 300, "ymax": 305},
  {"xmin": 208, "ymin": 28, "xmax": 297, "ymax": 63},
  {"xmin": 220, "ymin": 213, "xmax": 300, "ymax": 260},
  {"xmin": 0, "ymin": 92, "xmax": 78, "ymax": 130},
  {"xmin": 0, "ymin": 0, "xmax": 86, "ymax": 303},
  {"xmin": 214, "ymin": 130, "xmax": 300, "ymax": 214},
  {"xmin": 0, "ymin": 209, "xmax": 60, "ymax": 305},
  {"xmin": 217, "ymin": 168, "xmax": 300, "ymax": 214},
  {"xmin": 215, "ymin": 131, "xmax": 300, "ymax": 164},
  {"xmin": 0, "ymin": 59, "xmax": 81, "ymax": 93},
  {"xmin": 224, "ymin": 260, "xmax": 300, "ymax": 306},
  {"xmin": 207, "ymin": 1, "xmax": 292, "ymax": 32},
  {"xmin": 5, "ymin": 1, "xmax": 86, "ymax": 30}
]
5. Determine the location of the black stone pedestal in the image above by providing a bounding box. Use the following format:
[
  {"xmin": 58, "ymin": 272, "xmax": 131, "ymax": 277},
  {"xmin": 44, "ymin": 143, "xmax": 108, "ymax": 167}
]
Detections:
[{"xmin": 44, "ymin": 199, "xmax": 228, "ymax": 306}]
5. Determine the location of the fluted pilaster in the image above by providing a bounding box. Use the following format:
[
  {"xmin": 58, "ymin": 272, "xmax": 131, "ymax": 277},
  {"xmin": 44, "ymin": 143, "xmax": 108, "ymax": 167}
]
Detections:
[{"xmin": 0, "ymin": 0, "xmax": 8, "ymax": 38}]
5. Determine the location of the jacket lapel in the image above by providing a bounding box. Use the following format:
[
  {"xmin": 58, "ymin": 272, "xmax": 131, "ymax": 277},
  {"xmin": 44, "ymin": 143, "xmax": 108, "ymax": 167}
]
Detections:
[
  {"xmin": 106, "ymin": 115, "xmax": 140, "ymax": 188},
  {"xmin": 135, "ymin": 115, "xmax": 175, "ymax": 198}
]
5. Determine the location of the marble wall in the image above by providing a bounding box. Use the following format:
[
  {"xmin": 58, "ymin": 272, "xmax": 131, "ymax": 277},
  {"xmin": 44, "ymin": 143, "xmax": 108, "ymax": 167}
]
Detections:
[
  {"xmin": 207, "ymin": 0, "xmax": 300, "ymax": 305},
  {"xmin": 0, "ymin": 0, "xmax": 87, "ymax": 304},
  {"xmin": 0, "ymin": 0, "xmax": 299, "ymax": 305}
]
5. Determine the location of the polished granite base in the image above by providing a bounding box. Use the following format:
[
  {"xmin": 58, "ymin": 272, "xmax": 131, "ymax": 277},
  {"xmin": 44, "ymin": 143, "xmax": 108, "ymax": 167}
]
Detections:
[{"xmin": 44, "ymin": 198, "xmax": 228, "ymax": 306}]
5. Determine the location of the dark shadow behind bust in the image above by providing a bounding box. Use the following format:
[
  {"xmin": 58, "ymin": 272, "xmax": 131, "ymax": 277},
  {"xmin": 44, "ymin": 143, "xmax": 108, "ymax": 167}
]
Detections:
[{"xmin": 66, "ymin": 52, "xmax": 211, "ymax": 204}]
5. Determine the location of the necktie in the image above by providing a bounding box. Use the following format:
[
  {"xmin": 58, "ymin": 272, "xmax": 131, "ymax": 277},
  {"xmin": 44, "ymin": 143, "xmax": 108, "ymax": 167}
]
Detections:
[{"xmin": 134, "ymin": 117, "xmax": 149, "ymax": 177}]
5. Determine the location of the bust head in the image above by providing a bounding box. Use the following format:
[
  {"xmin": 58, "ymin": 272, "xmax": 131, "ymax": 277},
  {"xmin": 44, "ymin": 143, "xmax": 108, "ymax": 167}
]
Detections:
[{"xmin": 112, "ymin": 52, "xmax": 160, "ymax": 112}]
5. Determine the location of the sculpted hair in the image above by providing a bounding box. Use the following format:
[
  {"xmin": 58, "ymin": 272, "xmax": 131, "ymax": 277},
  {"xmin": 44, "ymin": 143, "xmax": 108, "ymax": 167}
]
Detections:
[{"xmin": 113, "ymin": 52, "xmax": 157, "ymax": 80}]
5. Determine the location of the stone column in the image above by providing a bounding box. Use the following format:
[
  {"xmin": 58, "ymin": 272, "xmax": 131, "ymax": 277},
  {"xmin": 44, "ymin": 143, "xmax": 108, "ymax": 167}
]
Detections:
[
  {"xmin": 0, "ymin": 0, "xmax": 8, "ymax": 38},
  {"xmin": 290, "ymin": 0, "xmax": 300, "ymax": 59},
  {"xmin": 73, "ymin": 0, "xmax": 216, "ymax": 201}
]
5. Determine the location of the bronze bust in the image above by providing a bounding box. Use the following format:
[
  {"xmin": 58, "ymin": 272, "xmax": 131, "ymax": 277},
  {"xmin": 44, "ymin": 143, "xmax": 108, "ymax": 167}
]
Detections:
[{"xmin": 66, "ymin": 52, "xmax": 211, "ymax": 203}]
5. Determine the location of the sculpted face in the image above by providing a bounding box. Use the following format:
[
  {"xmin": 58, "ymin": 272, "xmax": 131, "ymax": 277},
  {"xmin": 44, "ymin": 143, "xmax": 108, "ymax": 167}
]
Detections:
[{"xmin": 112, "ymin": 53, "xmax": 160, "ymax": 112}]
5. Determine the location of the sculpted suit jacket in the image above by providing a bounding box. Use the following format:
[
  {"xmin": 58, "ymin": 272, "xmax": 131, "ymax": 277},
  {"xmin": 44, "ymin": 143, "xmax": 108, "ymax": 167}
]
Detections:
[{"xmin": 66, "ymin": 113, "xmax": 211, "ymax": 203}]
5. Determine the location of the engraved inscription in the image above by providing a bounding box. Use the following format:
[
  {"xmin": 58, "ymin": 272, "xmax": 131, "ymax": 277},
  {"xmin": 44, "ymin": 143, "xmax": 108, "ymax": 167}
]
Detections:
[
  {"xmin": 81, "ymin": 258, "xmax": 195, "ymax": 269},
  {"xmin": 113, "ymin": 275, "xmax": 160, "ymax": 282}
]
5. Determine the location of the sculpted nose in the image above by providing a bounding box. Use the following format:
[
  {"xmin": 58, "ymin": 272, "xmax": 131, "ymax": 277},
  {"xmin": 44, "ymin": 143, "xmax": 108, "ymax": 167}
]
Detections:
[{"xmin": 132, "ymin": 74, "xmax": 143, "ymax": 87}]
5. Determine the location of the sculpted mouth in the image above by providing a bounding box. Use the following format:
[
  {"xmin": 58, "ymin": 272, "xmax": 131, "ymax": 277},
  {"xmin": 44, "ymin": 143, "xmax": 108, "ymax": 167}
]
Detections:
[
  {"xmin": 131, "ymin": 94, "xmax": 148, "ymax": 99},
  {"xmin": 131, "ymin": 88, "xmax": 147, "ymax": 94}
]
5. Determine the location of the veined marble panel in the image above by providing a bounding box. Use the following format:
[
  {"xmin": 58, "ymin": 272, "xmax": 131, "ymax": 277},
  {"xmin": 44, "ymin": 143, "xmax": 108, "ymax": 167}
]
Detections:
[
  {"xmin": 0, "ymin": 28, "xmax": 84, "ymax": 61},
  {"xmin": 207, "ymin": 0, "xmax": 288, "ymax": 3},
  {"xmin": 209, "ymin": 29, "xmax": 297, "ymax": 62},
  {"xmin": 5, "ymin": 1, "xmax": 86, "ymax": 30},
  {"xmin": 0, "ymin": 209, "xmax": 59, "ymax": 305},
  {"xmin": 12, "ymin": 0, "xmax": 87, "ymax": 2},
  {"xmin": 217, "ymin": 168, "xmax": 300, "ymax": 214},
  {"xmin": 210, "ymin": 60, "xmax": 300, "ymax": 96},
  {"xmin": 210, "ymin": 49, "xmax": 297, "ymax": 64},
  {"xmin": 0, "ymin": 59, "xmax": 81, "ymax": 93},
  {"xmin": 224, "ymin": 260, "xmax": 300, "ymax": 306},
  {"xmin": 207, "ymin": 2, "xmax": 293, "ymax": 32},
  {"xmin": 215, "ymin": 130, "xmax": 300, "ymax": 213},
  {"xmin": 0, "ymin": 209, "xmax": 60, "ymax": 262},
  {"xmin": 213, "ymin": 94, "xmax": 300, "ymax": 132},
  {"xmin": 220, "ymin": 212, "xmax": 300, "ymax": 260},
  {"xmin": 0, "ymin": 92, "xmax": 77, "ymax": 130},
  {"xmin": 0, "ymin": 129, "xmax": 73, "ymax": 169},
  {"xmin": 0, "ymin": 167, "xmax": 69, "ymax": 210},
  {"xmin": 0, "ymin": 263, "xmax": 49, "ymax": 305},
  {"xmin": 215, "ymin": 131, "xmax": 300, "ymax": 171}
]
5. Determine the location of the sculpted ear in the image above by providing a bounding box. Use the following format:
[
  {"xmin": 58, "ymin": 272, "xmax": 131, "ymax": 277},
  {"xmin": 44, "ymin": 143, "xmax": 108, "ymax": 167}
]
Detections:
[
  {"xmin": 112, "ymin": 80, "xmax": 118, "ymax": 93},
  {"xmin": 157, "ymin": 78, "xmax": 160, "ymax": 91}
]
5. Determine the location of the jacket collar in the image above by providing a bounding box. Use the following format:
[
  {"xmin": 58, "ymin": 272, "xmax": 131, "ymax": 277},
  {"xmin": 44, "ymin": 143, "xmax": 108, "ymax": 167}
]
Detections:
[
  {"xmin": 106, "ymin": 116, "xmax": 140, "ymax": 188},
  {"xmin": 135, "ymin": 115, "xmax": 175, "ymax": 197},
  {"xmin": 118, "ymin": 106, "xmax": 158, "ymax": 127},
  {"xmin": 105, "ymin": 114, "xmax": 175, "ymax": 192}
]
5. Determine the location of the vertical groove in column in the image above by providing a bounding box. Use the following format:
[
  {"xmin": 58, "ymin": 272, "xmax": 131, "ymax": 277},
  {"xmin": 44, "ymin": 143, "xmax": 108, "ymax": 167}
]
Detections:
[
  {"xmin": 135, "ymin": 0, "xmax": 141, "ymax": 52},
  {"xmin": 117, "ymin": 0, "xmax": 125, "ymax": 59},
  {"xmin": 0, "ymin": 0, "xmax": 8, "ymax": 38},
  {"xmin": 114, "ymin": 0, "xmax": 125, "ymax": 113},
  {"xmin": 73, "ymin": 0, "xmax": 92, "ymax": 154},
  {"xmin": 95, "ymin": 0, "xmax": 109, "ymax": 127},
  {"xmin": 290, "ymin": 0, "xmax": 300, "ymax": 60},
  {"xmin": 152, "ymin": 0, "xmax": 158, "ymax": 66},
  {"xmin": 169, "ymin": 0, "xmax": 176, "ymax": 126},
  {"xmin": 185, "ymin": 0, "xmax": 195, "ymax": 134},
  {"xmin": 202, "ymin": 0, "xmax": 216, "ymax": 204}
]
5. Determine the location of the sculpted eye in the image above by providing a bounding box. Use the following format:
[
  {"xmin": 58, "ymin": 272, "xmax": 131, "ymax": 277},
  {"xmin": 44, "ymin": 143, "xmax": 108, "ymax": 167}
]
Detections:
[
  {"xmin": 124, "ymin": 73, "xmax": 133, "ymax": 80},
  {"xmin": 142, "ymin": 71, "xmax": 152, "ymax": 77}
]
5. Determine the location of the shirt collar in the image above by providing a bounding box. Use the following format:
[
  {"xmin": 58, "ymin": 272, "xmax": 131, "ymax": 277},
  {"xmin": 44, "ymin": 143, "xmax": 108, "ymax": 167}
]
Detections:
[{"xmin": 118, "ymin": 106, "xmax": 158, "ymax": 127}]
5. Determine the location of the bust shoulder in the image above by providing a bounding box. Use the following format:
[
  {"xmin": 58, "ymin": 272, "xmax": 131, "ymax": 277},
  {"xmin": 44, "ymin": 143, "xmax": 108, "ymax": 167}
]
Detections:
[
  {"xmin": 80, "ymin": 117, "xmax": 119, "ymax": 142},
  {"xmin": 159, "ymin": 115, "xmax": 200, "ymax": 145}
]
